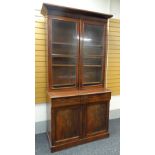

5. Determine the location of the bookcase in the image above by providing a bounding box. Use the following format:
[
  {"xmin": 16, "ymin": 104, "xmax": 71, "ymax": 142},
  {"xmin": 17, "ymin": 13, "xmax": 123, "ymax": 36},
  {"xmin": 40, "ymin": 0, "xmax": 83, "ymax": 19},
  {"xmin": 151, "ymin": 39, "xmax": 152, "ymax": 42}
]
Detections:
[{"xmin": 41, "ymin": 3, "xmax": 113, "ymax": 152}]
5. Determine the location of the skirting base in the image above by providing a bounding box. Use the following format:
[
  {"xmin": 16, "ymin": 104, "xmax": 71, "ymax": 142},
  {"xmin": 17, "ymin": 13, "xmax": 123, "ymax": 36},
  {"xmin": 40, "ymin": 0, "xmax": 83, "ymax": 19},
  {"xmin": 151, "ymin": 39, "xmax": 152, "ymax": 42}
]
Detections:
[{"xmin": 47, "ymin": 132, "xmax": 110, "ymax": 152}]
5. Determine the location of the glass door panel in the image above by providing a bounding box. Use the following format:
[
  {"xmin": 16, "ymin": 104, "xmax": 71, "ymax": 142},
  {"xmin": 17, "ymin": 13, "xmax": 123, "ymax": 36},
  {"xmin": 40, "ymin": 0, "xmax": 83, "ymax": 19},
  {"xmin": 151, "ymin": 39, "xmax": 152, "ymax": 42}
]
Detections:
[
  {"xmin": 83, "ymin": 57, "xmax": 102, "ymax": 65},
  {"xmin": 52, "ymin": 19, "xmax": 77, "ymax": 44},
  {"xmin": 83, "ymin": 46, "xmax": 103, "ymax": 56},
  {"xmin": 83, "ymin": 67, "xmax": 102, "ymax": 85},
  {"xmin": 51, "ymin": 18, "xmax": 79, "ymax": 88},
  {"xmin": 83, "ymin": 24, "xmax": 104, "ymax": 46},
  {"xmin": 82, "ymin": 22, "xmax": 105, "ymax": 86},
  {"xmin": 52, "ymin": 66, "xmax": 76, "ymax": 88}
]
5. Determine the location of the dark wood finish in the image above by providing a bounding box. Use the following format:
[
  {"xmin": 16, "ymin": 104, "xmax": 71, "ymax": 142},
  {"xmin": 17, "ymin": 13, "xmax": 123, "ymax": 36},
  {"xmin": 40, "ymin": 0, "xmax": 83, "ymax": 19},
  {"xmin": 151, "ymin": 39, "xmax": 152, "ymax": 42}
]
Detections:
[
  {"xmin": 48, "ymin": 88, "xmax": 111, "ymax": 98},
  {"xmin": 84, "ymin": 94, "xmax": 110, "ymax": 137},
  {"xmin": 81, "ymin": 20, "xmax": 106, "ymax": 88},
  {"xmin": 52, "ymin": 96, "xmax": 81, "ymax": 108},
  {"xmin": 47, "ymin": 89, "xmax": 111, "ymax": 152},
  {"xmin": 41, "ymin": 3, "xmax": 113, "ymax": 19},
  {"xmin": 48, "ymin": 131, "xmax": 109, "ymax": 152},
  {"xmin": 41, "ymin": 3, "xmax": 112, "ymax": 152},
  {"xmin": 53, "ymin": 105, "xmax": 82, "ymax": 144},
  {"xmin": 47, "ymin": 12, "xmax": 109, "ymax": 90},
  {"xmin": 86, "ymin": 103, "xmax": 107, "ymax": 133},
  {"xmin": 48, "ymin": 16, "xmax": 80, "ymax": 90}
]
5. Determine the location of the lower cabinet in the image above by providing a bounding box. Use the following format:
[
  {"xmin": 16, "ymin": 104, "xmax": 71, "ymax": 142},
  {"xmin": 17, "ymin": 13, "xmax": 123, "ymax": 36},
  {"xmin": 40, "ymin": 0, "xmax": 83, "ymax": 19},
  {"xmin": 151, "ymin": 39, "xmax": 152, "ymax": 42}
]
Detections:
[{"xmin": 48, "ymin": 92, "xmax": 111, "ymax": 152}]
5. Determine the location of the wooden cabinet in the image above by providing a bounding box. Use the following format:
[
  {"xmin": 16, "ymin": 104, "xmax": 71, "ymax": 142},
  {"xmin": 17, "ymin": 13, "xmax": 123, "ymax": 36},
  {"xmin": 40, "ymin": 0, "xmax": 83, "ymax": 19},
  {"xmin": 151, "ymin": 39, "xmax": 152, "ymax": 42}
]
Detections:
[{"xmin": 41, "ymin": 3, "xmax": 112, "ymax": 152}]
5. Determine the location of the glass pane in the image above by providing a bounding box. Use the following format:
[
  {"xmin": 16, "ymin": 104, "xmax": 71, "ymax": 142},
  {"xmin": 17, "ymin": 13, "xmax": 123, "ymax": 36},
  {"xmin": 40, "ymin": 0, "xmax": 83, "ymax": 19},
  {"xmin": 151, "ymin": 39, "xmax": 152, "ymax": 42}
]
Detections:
[
  {"xmin": 82, "ymin": 23, "xmax": 104, "ymax": 86},
  {"xmin": 52, "ymin": 66, "xmax": 76, "ymax": 88},
  {"xmin": 83, "ymin": 46, "xmax": 103, "ymax": 56},
  {"xmin": 83, "ymin": 24, "xmax": 104, "ymax": 46},
  {"xmin": 52, "ymin": 44, "xmax": 77, "ymax": 55},
  {"xmin": 83, "ymin": 57, "xmax": 102, "ymax": 65},
  {"xmin": 51, "ymin": 19, "xmax": 78, "ymax": 88},
  {"xmin": 52, "ymin": 19, "xmax": 77, "ymax": 44},
  {"xmin": 83, "ymin": 67, "xmax": 102, "ymax": 85},
  {"xmin": 52, "ymin": 57, "xmax": 76, "ymax": 65}
]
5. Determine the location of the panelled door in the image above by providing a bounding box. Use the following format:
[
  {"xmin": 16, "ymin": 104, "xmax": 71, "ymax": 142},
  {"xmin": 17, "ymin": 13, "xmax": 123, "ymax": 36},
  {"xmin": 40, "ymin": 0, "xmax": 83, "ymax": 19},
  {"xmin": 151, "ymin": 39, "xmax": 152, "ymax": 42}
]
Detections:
[
  {"xmin": 52, "ymin": 97, "xmax": 83, "ymax": 145},
  {"xmin": 83, "ymin": 94, "xmax": 109, "ymax": 137}
]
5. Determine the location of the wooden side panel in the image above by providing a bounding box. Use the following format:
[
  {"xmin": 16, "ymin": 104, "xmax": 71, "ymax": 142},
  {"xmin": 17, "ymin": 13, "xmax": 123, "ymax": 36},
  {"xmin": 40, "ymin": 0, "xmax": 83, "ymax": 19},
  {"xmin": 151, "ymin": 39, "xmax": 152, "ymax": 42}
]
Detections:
[
  {"xmin": 53, "ymin": 104, "xmax": 82, "ymax": 144},
  {"xmin": 47, "ymin": 98, "xmax": 51, "ymax": 140},
  {"xmin": 106, "ymin": 19, "xmax": 120, "ymax": 95}
]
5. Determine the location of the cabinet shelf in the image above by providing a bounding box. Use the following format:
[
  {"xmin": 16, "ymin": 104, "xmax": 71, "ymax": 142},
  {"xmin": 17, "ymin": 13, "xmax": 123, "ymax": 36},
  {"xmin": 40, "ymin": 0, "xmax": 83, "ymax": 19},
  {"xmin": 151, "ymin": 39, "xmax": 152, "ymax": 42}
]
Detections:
[
  {"xmin": 52, "ymin": 54, "xmax": 103, "ymax": 59},
  {"xmin": 52, "ymin": 42, "xmax": 103, "ymax": 47},
  {"xmin": 83, "ymin": 81, "xmax": 101, "ymax": 85},
  {"xmin": 84, "ymin": 44, "xmax": 103, "ymax": 47},
  {"xmin": 52, "ymin": 54, "xmax": 76, "ymax": 58},
  {"xmin": 83, "ymin": 55, "xmax": 103, "ymax": 58},
  {"xmin": 53, "ymin": 83, "xmax": 75, "ymax": 87},
  {"xmin": 52, "ymin": 42, "xmax": 77, "ymax": 46},
  {"xmin": 83, "ymin": 65, "xmax": 102, "ymax": 67},
  {"xmin": 53, "ymin": 64, "xmax": 76, "ymax": 67}
]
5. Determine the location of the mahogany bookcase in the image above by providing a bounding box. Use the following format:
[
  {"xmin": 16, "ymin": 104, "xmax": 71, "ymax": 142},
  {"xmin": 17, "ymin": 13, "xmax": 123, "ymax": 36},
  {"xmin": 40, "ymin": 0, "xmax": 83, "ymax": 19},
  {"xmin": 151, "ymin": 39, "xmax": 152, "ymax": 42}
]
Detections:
[{"xmin": 41, "ymin": 3, "xmax": 113, "ymax": 152}]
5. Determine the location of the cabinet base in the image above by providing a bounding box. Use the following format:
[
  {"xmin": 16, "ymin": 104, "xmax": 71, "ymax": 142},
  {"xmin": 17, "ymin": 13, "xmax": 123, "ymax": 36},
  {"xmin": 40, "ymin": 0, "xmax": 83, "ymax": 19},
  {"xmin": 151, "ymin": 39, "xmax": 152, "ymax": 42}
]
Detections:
[{"xmin": 47, "ymin": 132, "xmax": 110, "ymax": 152}]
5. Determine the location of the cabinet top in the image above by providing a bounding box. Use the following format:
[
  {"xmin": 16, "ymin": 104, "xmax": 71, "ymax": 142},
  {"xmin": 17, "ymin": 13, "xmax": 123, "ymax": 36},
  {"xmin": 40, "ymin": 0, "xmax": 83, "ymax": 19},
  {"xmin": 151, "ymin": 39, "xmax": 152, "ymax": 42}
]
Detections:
[
  {"xmin": 41, "ymin": 3, "xmax": 113, "ymax": 19},
  {"xmin": 48, "ymin": 88, "xmax": 111, "ymax": 99}
]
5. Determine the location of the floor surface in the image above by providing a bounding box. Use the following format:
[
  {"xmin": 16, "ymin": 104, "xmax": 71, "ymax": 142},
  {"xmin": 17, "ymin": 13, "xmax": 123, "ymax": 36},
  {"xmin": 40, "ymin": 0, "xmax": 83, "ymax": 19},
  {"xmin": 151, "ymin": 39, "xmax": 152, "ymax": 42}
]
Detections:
[{"xmin": 35, "ymin": 118, "xmax": 120, "ymax": 155}]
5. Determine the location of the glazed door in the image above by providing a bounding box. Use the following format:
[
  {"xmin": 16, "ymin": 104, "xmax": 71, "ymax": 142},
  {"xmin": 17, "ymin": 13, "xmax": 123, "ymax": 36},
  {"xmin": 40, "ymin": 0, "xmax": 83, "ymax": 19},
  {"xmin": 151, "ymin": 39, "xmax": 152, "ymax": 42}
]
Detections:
[
  {"xmin": 49, "ymin": 17, "xmax": 80, "ymax": 89},
  {"xmin": 80, "ymin": 20, "xmax": 107, "ymax": 87}
]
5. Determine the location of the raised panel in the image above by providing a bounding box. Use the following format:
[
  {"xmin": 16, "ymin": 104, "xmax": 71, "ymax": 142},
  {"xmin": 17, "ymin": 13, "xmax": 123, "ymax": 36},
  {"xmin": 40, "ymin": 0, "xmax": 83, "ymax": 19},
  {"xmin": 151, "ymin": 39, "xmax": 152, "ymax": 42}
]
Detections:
[
  {"xmin": 85, "ymin": 101, "xmax": 108, "ymax": 136},
  {"xmin": 54, "ymin": 105, "xmax": 82, "ymax": 144}
]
